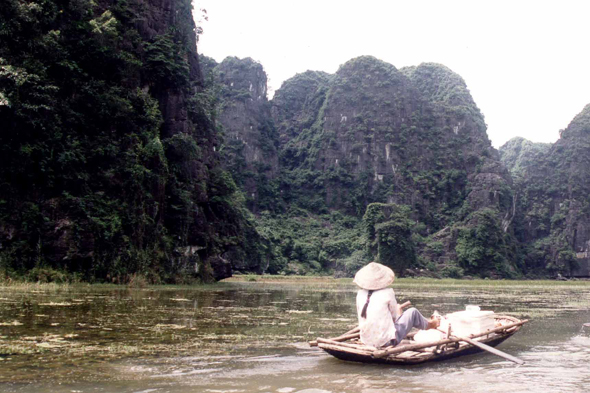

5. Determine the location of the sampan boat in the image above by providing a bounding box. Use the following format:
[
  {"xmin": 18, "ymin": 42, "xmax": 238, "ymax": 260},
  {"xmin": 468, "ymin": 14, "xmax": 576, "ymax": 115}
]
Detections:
[{"xmin": 309, "ymin": 315, "xmax": 528, "ymax": 365}]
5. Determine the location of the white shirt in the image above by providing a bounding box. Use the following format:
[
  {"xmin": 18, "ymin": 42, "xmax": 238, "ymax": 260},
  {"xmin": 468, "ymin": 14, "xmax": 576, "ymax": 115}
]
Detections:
[{"xmin": 356, "ymin": 288, "xmax": 399, "ymax": 348}]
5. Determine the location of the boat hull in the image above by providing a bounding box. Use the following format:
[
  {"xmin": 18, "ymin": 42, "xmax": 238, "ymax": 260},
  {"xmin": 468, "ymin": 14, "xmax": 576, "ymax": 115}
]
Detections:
[{"xmin": 316, "ymin": 316, "xmax": 526, "ymax": 365}]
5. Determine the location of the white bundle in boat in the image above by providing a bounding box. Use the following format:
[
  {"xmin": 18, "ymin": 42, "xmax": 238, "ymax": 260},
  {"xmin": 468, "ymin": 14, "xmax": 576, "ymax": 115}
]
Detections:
[
  {"xmin": 446, "ymin": 306, "xmax": 495, "ymax": 337},
  {"xmin": 412, "ymin": 327, "xmax": 445, "ymax": 343},
  {"xmin": 412, "ymin": 306, "xmax": 495, "ymax": 343}
]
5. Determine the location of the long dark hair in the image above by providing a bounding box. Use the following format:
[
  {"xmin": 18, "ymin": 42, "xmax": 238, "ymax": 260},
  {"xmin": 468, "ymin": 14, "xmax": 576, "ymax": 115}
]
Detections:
[{"xmin": 360, "ymin": 290, "xmax": 374, "ymax": 318}]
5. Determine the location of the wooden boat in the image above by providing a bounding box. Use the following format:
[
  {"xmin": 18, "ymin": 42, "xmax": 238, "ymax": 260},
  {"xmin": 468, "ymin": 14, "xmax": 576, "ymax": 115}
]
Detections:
[{"xmin": 309, "ymin": 315, "xmax": 528, "ymax": 365}]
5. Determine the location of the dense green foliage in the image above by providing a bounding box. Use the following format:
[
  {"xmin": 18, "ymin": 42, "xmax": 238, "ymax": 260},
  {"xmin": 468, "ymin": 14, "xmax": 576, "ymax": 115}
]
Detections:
[
  {"xmin": 454, "ymin": 209, "xmax": 520, "ymax": 277},
  {"xmin": 363, "ymin": 203, "xmax": 417, "ymax": 276},
  {"xmin": 254, "ymin": 208, "xmax": 364, "ymax": 275},
  {"xmin": 205, "ymin": 55, "xmax": 538, "ymax": 279},
  {"xmin": 498, "ymin": 137, "xmax": 551, "ymax": 181},
  {"xmin": 0, "ymin": 0, "xmax": 266, "ymax": 283},
  {"xmin": 240, "ymin": 56, "xmax": 519, "ymax": 277},
  {"xmin": 499, "ymin": 106, "xmax": 590, "ymax": 277},
  {"xmin": 2, "ymin": 2, "xmax": 587, "ymax": 282},
  {"xmin": 206, "ymin": 57, "xmax": 281, "ymax": 212}
]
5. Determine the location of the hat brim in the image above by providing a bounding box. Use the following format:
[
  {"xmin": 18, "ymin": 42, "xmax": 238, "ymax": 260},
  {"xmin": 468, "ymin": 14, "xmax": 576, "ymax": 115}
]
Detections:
[{"xmin": 353, "ymin": 262, "xmax": 395, "ymax": 290}]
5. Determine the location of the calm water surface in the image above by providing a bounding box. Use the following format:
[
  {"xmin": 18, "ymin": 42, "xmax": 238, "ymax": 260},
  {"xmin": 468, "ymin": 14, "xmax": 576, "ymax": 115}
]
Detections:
[{"xmin": 1, "ymin": 279, "xmax": 590, "ymax": 392}]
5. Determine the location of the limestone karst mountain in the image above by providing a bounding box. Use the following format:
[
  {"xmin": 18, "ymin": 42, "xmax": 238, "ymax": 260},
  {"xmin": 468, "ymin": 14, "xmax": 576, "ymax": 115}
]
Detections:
[
  {"xmin": 0, "ymin": 0, "xmax": 267, "ymax": 282},
  {"xmin": 500, "ymin": 105, "xmax": 590, "ymax": 276},
  {"xmin": 2, "ymin": 0, "xmax": 588, "ymax": 281},
  {"xmin": 214, "ymin": 56, "xmax": 522, "ymax": 278},
  {"xmin": 204, "ymin": 57, "xmax": 279, "ymax": 212}
]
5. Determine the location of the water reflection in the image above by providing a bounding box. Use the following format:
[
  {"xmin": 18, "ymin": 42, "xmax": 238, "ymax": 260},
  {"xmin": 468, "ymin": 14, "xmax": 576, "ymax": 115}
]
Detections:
[{"xmin": 0, "ymin": 280, "xmax": 589, "ymax": 392}]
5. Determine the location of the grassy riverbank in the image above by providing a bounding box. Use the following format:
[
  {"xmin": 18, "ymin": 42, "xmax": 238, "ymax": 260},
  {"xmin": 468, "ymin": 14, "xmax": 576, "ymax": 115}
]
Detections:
[
  {"xmin": 2, "ymin": 274, "xmax": 589, "ymax": 290},
  {"xmin": 225, "ymin": 274, "xmax": 590, "ymax": 288}
]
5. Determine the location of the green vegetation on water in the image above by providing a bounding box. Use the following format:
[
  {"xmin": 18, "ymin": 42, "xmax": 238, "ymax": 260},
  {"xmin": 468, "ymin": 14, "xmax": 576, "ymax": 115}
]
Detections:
[{"xmin": 1, "ymin": 277, "xmax": 590, "ymax": 389}]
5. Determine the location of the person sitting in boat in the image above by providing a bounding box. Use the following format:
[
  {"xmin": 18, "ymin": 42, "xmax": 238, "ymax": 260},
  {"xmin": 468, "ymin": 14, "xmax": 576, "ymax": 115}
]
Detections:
[{"xmin": 354, "ymin": 262, "xmax": 440, "ymax": 348}]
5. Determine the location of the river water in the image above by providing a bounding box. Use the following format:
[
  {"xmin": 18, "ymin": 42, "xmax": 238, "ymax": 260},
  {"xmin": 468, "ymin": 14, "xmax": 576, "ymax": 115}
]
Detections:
[{"xmin": 1, "ymin": 278, "xmax": 590, "ymax": 393}]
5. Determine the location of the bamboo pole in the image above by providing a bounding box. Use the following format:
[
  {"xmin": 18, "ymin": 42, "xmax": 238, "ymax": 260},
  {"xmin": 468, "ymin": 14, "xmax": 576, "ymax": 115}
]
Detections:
[
  {"xmin": 309, "ymin": 331, "xmax": 359, "ymax": 347},
  {"xmin": 317, "ymin": 343, "xmax": 374, "ymax": 357},
  {"xmin": 344, "ymin": 327, "xmax": 360, "ymax": 335},
  {"xmin": 373, "ymin": 337, "xmax": 461, "ymax": 358},
  {"xmin": 316, "ymin": 338, "xmax": 377, "ymax": 351}
]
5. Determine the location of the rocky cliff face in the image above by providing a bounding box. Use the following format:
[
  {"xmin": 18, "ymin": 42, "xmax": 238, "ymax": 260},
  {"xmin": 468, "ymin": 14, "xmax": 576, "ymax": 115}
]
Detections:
[
  {"xmin": 0, "ymin": 0, "xmax": 266, "ymax": 282},
  {"xmin": 498, "ymin": 137, "xmax": 551, "ymax": 180},
  {"xmin": 211, "ymin": 56, "xmax": 520, "ymax": 277},
  {"xmin": 7, "ymin": 0, "xmax": 585, "ymax": 282},
  {"xmin": 270, "ymin": 57, "xmax": 518, "ymax": 276},
  {"xmin": 500, "ymin": 105, "xmax": 590, "ymax": 276},
  {"xmin": 275, "ymin": 58, "xmax": 512, "ymax": 216},
  {"xmin": 271, "ymin": 71, "xmax": 332, "ymax": 145},
  {"xmin": 210, "ymin": 53, "xmax": 590, "ymax": 279},
  {"xmin": 207, "ymin": 57, "xmax": 279, "ymax": 211}
]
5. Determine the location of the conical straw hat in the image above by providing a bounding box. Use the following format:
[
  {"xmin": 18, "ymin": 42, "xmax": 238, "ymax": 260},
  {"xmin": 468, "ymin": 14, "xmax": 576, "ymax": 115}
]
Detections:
[{"xmin": 353, "ymin": 262, "xmax": 395, "ymax": 290}]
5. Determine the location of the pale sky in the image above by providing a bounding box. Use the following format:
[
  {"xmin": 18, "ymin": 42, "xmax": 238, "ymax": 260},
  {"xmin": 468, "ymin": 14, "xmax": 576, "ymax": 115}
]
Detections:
[{"xmin": 195, "ymin": 0, "xmax": 590, "ymax": 148}]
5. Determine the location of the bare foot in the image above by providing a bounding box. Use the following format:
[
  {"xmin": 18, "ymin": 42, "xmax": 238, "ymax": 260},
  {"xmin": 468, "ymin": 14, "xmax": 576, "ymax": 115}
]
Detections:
[{"xmin": 427, "ymin": 317, "xmax": 440, "ymax": 329}]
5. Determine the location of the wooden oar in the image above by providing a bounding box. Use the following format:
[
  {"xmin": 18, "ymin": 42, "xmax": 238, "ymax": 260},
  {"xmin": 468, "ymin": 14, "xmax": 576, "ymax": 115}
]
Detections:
[
  {"xmin": 309, "ymin": 301, "xmax": 412, "ymax": 347},
  {"xmin": 437, "ymin": 328, "xmax": 525, "ymax": 365}
]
